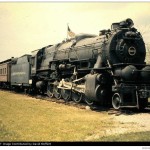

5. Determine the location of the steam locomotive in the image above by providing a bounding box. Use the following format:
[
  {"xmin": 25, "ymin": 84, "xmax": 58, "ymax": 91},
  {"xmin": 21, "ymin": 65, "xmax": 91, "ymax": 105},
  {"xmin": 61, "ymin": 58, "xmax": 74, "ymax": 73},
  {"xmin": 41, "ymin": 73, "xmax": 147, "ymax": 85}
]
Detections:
[{"xmin": 0, "ymin": 18, "xmax": 150, "ymax": 110}]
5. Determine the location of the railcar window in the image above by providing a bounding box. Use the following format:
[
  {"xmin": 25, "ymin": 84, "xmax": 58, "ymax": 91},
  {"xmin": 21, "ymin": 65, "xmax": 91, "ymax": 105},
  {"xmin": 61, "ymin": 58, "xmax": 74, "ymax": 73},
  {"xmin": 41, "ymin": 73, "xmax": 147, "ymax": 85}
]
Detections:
[
  {"xmin": 4, "ymin": 68, "xmax": 6, "ymax": 74},
  {"xmin": 0, "ymin": 69, "xmax": 1, "ymax": 74}
]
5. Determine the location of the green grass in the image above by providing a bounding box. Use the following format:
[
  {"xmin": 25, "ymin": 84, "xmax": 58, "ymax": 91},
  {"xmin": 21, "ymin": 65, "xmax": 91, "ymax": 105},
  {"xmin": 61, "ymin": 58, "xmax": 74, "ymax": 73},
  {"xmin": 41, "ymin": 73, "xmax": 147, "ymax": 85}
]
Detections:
[
  {"xmin": 0, "ymin": 90, "xmax": 150, "ymax": 142},
  {"xmin": 97, "ymin": 131, "xmax": 150, "ymax": 141},
  {"xmin": 0, "ymin": 90, "xmax": 115, "ymax": 141}
]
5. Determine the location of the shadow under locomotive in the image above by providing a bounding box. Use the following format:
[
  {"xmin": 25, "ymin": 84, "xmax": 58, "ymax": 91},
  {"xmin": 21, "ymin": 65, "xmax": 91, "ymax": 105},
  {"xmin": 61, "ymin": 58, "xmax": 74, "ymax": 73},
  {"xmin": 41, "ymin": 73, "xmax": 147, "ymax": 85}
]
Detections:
[{"xmin": 0, "ymin": 18, "xmax": 150, "ymax": 111}]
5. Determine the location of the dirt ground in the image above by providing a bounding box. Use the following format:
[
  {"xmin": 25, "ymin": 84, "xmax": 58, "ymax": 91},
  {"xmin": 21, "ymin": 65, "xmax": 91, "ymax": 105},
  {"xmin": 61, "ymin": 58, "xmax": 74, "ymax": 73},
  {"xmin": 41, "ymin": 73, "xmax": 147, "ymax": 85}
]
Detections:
[
  {"xmin": 113, "ymin": 110, "xmax": 150, "ymax": 132},
  {"xmin": 84, "ymin": 107, "xmax": 150, "ymax": 140}
]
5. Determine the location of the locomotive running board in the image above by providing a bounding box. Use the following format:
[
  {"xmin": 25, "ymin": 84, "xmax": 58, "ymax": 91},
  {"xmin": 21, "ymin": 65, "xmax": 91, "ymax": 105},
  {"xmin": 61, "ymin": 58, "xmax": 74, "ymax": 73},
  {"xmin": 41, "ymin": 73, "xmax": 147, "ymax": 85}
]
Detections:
[{"xmin": 120, "ymin": 106, "xmax": 138, "ymax": 108}]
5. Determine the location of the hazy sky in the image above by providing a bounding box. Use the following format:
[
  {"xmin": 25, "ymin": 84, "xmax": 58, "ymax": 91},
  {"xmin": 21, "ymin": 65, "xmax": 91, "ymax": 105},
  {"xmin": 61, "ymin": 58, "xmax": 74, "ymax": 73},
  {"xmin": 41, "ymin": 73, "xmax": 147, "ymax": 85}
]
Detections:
[{"xmin": 0, "ymin": 2, "xmax": 150, "ymax": 61}]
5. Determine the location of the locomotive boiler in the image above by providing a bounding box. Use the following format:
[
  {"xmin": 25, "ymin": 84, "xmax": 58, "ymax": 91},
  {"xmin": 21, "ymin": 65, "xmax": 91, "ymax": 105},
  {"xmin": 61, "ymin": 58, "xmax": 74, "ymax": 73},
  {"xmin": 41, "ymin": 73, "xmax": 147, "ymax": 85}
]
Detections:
[{"xmin": 29, "ymin": 18, "xmax": 150, "ymax": 110}]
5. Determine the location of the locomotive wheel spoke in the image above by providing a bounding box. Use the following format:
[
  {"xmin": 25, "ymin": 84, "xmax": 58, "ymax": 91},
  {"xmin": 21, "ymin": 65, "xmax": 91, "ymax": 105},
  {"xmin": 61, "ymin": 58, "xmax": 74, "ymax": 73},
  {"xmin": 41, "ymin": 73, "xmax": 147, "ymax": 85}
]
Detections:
[
  {"xmin": 61, "ymin": 89, "xmax": 71, "ymax": 102},
  {"xmin": 53, "ymin": 88, "xmax": 61, "ymax": 99},
  {"xmin": 47, "ymin": 89, "xmax": 54, "ymax": 98},
  {"xmin": 47, "ymin": 83, "xmax": 54, "ymax": 98},
  {"xmin": 72, "ymin": 91, "xmax": 83, "ymax": 103},
  {"xmin": 47, "ymin": 90, "xmax": 54, "ymax": 98},
  {"xmin": 53, "ymin": 84, "xmax": 62, "ymax": 100}
]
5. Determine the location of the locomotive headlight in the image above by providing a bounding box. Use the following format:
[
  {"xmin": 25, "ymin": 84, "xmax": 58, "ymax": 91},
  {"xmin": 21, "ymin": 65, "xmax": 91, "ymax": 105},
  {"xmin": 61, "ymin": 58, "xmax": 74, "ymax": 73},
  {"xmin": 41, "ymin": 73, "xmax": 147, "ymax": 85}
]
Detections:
[{"xmin": 128, "ymin": 46, "xmax": 136, "ymax": 56}]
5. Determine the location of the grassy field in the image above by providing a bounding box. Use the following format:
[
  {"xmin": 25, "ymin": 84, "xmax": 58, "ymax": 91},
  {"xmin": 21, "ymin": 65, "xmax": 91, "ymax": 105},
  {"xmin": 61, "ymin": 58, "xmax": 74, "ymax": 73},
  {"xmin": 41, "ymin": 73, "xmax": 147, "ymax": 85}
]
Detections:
[
  {"xmin": 97, "ymin": 131, "xmax": 150, "ymax": 141},
  {"xmin": 0, "ymin": 90, "xmax": 116, "ymax": 141},
  {"xmin": 98, "ymin": 131, "xmax": 150, "ymax": 142},
  {"xmin": 0, "ymin": 90, "xmax": 150, "ymax": 142}
]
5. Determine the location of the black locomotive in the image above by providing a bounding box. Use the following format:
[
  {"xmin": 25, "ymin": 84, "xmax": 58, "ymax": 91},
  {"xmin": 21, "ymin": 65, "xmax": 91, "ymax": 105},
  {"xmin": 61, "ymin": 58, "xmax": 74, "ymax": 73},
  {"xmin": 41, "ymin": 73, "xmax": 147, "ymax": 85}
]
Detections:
[{"xmin": 0, "ymin": 18, "xmax": 150, "ymax": 110}]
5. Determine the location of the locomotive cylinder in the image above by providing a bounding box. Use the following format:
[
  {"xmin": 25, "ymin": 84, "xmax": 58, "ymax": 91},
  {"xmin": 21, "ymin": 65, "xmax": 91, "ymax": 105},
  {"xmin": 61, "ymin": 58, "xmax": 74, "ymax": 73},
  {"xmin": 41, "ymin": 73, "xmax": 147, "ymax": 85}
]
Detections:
[{"xmin": 36, "ymin": 81, "xmax": 45, "ymax": 89}]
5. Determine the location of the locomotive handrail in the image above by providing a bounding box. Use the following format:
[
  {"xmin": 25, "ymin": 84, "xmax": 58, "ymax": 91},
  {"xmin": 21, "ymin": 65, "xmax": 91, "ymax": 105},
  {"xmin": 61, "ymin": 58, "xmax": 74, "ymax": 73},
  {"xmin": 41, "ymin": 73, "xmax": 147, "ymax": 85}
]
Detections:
[
  {"xmin": 112, "ymin": 63, "xmax": 150, "ymax": 67},
  {"xmin": 132, "ymin": 70, "xmax": 150, "ymax": 72},
  {"xmin": 106, "ymin": 59, "xmax": 117, "ymax": 85},
  {"xmin": 93, "ymin": 67, "xmax": 112, "ymax": 70},
  {"xmin": 123, "ymin": 37, "xmax": 141, "ymax": 40},
  {"xmin": 69, "ymin": 58, "xmax": 95, "ymax": 62},
  {"xmin": 117, "ymin": 81, "xmax": 150, "ymax": 84}
]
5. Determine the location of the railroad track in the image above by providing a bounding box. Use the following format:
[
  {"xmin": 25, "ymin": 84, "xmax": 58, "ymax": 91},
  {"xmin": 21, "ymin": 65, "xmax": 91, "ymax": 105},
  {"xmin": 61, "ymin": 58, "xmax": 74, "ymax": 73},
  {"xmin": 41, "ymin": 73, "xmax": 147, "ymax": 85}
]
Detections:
[
  {"xmin": 33, "ymin": 94, "xmax": 150, "ymax": 116},
  {"xmin": 1, "ymin": 89, "xmax": 150, "ymax": 115}
]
